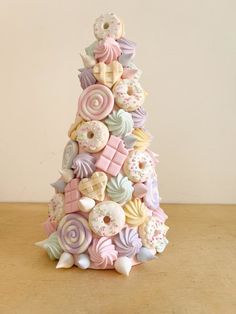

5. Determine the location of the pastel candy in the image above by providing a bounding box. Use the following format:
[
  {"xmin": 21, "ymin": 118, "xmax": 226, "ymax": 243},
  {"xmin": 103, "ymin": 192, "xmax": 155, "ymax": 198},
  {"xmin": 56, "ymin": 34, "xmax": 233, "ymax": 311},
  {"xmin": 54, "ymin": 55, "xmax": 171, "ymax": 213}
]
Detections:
[
  {"xmin": 78, "ymin": 197, "xmax": 95, "ymax": 213},
  {"xmin": 62, "ymin": 140, "xmax": 79, "ymax": 170},
  {"xmin": 57, "ymin": 213, "xmax": 92, "ymax": 254},
  {"xmin": 95, "ymin": 135, "xmax": 128, "ymax": 176},
  {"xmin": 114, "ymin": 256, "xmax": 132, "ymax": 276},
  {"xmin": 144, "ymin": 175, "xmax": 160, "ymax": 210},
  {"xmin": 105, "ymin": 109, "xmax": 134, "ymax": 138},
  {"xmin": 72, "ymin": 153, "xmax": 96, "ymax": 179},
  {"xmin": 106, "ymin": 174, "xmax": 133, "ymax": 205},
  {"xmin": 64, "ymin": 178, "xmax": 80, "ymax": 214},
  {"xmin": 94, "ymin": 37, "xmax": 121, "ymax": 64},
  {"xmin": 93, "ymin": 13, "xmax": 124, "ymax": 40},
  {"xmin": 89, "ymin": 201, "xmax": 125, "ymax": 237},
  {"xmin": 78, "ymin": 68, "xmax": 97, "ymax": 90},
  {"xmin": 50, "ymin": 178, "xmax": 66, "ymax": 193},
  {"xmin": 74, "ymin": 253, "xmax": 91, "ymax": 269},
  {"xmin": 77, "ymin": 84, "xmax": 114, "ymax": 121},
  {"xmin": 114, "ymin": 227, "xmax": 142, "ymax": 257},
  {"xmin": 35, "ymin": 232, "xmax": 63, "ymax": 261},
  {"xmin": 88, "ymin": 237, "xmax": 118, "ymax": 269},
  {"xmin": 133, "ymin": 182, "xmax": 148, "ymax": 198},
  {"xmin": 93, "ymin": 61, "xmax": 123, "ymax": 88},
  {"xmin": 56, "ymin": 252, "xmax": 74, "ymax": 269},
  {"xmin": 136, "ymin": 247, "xmax": 156, "ymax": 263},
  {"xmin": 78, "ymin": 172, "xmax": 107, "ymax": 201},
  {"xmin": 76, "ymin": 120, "xmax": 109, "ymax": 153}
]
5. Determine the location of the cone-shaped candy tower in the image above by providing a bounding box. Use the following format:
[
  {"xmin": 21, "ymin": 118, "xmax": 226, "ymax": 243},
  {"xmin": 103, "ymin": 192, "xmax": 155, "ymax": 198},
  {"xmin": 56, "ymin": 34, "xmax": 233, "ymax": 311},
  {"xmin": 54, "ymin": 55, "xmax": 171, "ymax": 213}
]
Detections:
[{"xmin": 35, "ymin": 13, "xmax": 169, "ymax": 276}]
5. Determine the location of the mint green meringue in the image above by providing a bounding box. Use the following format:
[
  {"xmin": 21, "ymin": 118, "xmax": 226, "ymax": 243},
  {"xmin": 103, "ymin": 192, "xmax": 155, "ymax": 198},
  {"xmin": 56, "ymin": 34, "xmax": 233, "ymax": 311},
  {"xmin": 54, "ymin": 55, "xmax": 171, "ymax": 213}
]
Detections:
[
  {"xmin": 105, "ymin": 109, "xmax": 133, "ymax": 138},
  {"xmin": 106, "ymin": 174, "xmax": 134, "ymax": 204},
  {"xmin": 35, "ymin": 232, "xmax": 63, "ymax": 260}
]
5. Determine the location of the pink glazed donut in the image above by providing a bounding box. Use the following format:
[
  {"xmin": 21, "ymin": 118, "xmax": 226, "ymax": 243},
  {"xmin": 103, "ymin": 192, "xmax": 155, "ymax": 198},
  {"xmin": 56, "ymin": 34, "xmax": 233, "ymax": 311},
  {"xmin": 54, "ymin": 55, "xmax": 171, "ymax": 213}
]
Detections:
[
  {"xmin": 77, "ymin": 120, "xmax": 109, "ymax": 153},
  {"xmin": 113, "ymin": 79, "xmax": 145, "ymax": 112}
]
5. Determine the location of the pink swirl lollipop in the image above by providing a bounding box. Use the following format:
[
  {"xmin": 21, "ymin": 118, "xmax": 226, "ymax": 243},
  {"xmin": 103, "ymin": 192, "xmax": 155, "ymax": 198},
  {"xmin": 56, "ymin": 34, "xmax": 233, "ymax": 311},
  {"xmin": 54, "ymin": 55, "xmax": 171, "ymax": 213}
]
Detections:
[
  {"xmin": 57, "ymin": 213, "xmax": 92, "ymax": 254},
  {"xmin": 77, "ymin": 84, "xmax": 114, "ymax": 121}
]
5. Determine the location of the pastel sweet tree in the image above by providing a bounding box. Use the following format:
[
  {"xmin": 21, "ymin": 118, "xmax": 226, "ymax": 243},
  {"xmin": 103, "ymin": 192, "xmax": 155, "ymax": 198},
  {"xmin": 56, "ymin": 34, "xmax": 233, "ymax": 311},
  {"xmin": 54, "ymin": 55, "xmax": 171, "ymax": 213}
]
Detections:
[{"xmin": 35, "ymin": 13, "xmax": 169, "ymax": 276}]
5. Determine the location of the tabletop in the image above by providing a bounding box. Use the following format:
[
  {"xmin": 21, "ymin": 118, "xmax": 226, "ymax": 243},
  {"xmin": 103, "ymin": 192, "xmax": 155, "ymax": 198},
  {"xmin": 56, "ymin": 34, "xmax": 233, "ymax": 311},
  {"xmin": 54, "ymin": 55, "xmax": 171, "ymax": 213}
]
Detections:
[{"xmin": 0, "ymin": 203, "xmax": 236, "ymax": 314}]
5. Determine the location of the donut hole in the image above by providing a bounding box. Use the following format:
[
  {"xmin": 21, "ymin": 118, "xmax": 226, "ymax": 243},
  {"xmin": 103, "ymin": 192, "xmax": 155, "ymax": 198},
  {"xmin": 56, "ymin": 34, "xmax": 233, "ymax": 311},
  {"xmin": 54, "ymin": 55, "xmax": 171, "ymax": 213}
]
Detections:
[
  {"xmin": 127, "ymin": 86, "xmax": 134, "ymax": 96},
  {"xmin": 103, "ymin": 22, "xmax": 110, "ymax": 30},
  {"xmin": 139, "ymin": 161, "xmax": 146, "ymax": 169},
  {"xmin": 103, "ymin": 216, "xmax": 111, "ymax": 224},
  {"xmin": 87, "ymin": 131, "xmax": 94, "ymax": 139}
]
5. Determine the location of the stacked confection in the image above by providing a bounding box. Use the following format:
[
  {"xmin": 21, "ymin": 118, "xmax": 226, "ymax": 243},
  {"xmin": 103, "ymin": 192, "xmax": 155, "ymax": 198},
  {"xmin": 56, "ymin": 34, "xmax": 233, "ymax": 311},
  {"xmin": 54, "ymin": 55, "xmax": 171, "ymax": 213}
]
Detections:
[{"xmin": 35, "ymin": 13, "xmax": 169, "ymax": 276}]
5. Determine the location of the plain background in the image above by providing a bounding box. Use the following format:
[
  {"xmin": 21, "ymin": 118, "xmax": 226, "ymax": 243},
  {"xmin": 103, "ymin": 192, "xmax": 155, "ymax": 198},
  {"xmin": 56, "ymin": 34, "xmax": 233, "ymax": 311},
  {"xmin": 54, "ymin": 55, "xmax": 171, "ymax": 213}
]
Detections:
[{"xmin": 0, "ymin": 0, "xmax": 235, "ymax": 203}]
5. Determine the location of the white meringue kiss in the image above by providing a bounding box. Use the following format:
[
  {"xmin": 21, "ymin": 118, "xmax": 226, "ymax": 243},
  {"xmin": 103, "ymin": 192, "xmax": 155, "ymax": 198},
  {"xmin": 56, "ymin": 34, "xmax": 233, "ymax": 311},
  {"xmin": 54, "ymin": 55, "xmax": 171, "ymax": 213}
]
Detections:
[
  {"xmin": 78, "ymin": 197, "xmax": 95, "ymax": 213},
  {"xmin": 56, "ymin": 252, "xmax": 74, "ymax": 269},
  {"xmin": 114, "ymin": 256, "xmax": 132, "ymax": 276},
  {"xmin": 74, "ymin": 253, "xmax": 91, "ymax": 269}
]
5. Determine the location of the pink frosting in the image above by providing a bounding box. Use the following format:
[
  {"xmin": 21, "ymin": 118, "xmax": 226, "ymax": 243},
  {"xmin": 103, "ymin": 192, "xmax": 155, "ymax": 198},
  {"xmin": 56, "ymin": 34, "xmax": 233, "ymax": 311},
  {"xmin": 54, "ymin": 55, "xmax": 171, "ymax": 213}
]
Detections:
[
  {"xmin": 131, "ymin": 107, "xmax": 147, "ymax": 128},
  {"xmin": 77, "ymin": 84, "xmax": 114, "ymax": 121},
  {"xmin": 78, "ymin": 68, "xmax": 96, "ymax": 90},
  {"xmin": 114, "ymin": 227, "xmax": 142, "ymax": 258},
  {"xmin": 94, "ymin": 37, "xmax": 121, "ymax": 64},
  {"xmin": 88, "ymin": 237, "xmax": 118, "ymax": 269},
  {"xmin": 72, "ymin": 153, "xmax": 96, "ymax": 179},
  {"xmin": 152, "ymin": 207, "xmax": 168, "ymax": 223}
]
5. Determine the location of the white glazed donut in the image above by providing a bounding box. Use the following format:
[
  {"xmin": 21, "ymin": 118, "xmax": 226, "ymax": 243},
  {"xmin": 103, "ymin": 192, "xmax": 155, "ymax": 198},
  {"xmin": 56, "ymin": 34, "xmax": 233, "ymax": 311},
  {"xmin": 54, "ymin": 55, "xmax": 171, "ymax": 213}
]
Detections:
[
  {"xmin": 89, "ymin": 201, "xmax": 126, "ymax": 237},
  {"xmin": 113, "ymin": 79, "xmax": 145, "ymax": 112},
  {"xmin": 77, "ymin": 120, "xmax": 109, "ymax": 153},
  {"xmin": 123, "ymin": 150, "xmax": 154, "ymax": 183},
  {"xmin": 93, "ymin": 13, "xmax": 124, "ymax": 40}
]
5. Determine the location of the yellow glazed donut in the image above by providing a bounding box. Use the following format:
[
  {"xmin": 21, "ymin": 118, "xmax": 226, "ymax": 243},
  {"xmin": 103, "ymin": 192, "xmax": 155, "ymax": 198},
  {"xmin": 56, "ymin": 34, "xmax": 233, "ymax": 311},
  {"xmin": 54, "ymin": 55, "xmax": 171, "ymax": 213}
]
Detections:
[
  {"xmin": 93, "ymin": 13, "xmax": 124, "ymax": 40},
  {"xmin": 123, "ymin": 150, "xmax": 154, "ymax": 183},
  {"xmin": 77, "ymin": 120, "xmax": 109, "ymax": 153},
  {"xmin": 113, "ymin": 79, "xmax": 145, "ymax": 112}
]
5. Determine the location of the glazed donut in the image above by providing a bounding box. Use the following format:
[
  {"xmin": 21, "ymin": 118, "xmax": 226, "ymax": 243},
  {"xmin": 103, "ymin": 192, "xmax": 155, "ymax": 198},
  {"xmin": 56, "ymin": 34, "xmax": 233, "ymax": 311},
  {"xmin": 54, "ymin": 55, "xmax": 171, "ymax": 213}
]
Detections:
[
  {"xmin": 89, "ymin": 201, "xmax": 126, "ymax": 237},
  {"xmin": 113, "ymin": 79, "xmax": 145, "ymax": 112},
  {"xmin": 123, "ymin": 150, "xmax": 154, "ymax": 183},
  {"xmin": 77, "ymin": 120, "xmax": 109, "ymax": 153},
  {"xmin": 93, "ymin": 13, "xmax": 124, "ymax": 40}
]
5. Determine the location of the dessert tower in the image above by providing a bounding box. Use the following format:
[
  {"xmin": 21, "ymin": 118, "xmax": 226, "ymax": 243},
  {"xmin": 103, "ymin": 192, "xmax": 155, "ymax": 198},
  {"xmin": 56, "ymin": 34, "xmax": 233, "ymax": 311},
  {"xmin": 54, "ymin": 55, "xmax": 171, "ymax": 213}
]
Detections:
[{"xmin": 36, "ymin": 13, "xmax": 169, "ymax": 276}]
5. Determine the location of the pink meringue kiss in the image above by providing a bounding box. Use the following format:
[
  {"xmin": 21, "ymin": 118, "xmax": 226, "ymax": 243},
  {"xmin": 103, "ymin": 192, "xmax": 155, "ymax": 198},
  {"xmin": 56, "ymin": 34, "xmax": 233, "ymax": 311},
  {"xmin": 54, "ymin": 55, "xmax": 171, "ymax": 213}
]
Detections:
[
  {"xmin": 94, "ymin": 37, "xmax": 121, "ymax": 64},
  {"xmin": 77, "ymin": 84, "xmax": 114, "ymax": 121},
  {"xmin": 88, "ymin": 237, "xmax": 118, "ymax": 269}
]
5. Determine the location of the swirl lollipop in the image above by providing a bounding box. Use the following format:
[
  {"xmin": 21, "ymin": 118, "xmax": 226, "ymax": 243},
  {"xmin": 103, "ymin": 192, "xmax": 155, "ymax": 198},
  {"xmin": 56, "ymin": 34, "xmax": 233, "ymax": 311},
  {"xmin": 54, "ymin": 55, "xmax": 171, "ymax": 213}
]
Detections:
[
  {"xmin": 57, "ymin": 213, "xmax": 92, "ymax": 254},
  {"xmin": 77, "ymin": 84, "xmax": 114, "ymax": 121}
]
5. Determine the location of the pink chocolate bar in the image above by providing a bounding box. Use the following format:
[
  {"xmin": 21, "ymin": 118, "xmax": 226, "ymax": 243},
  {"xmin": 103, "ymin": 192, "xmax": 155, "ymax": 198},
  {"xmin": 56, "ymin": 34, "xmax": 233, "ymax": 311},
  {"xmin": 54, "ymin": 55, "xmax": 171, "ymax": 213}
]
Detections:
[
  {"xmin": 64, "ymin": 178, "xmax": 80, "ymax": 213},
  {"xmin": 95, "ymin": 135, "xmax": 128, "ymax": 176}
]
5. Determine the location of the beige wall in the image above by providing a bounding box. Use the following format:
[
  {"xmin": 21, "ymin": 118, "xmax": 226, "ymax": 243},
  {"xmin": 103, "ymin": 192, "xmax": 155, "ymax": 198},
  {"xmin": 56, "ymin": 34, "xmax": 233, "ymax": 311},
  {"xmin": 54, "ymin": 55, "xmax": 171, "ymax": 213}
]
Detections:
[{"xmin": 0, "ymin": 0, "xmax": 235, "ymax": 203}]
